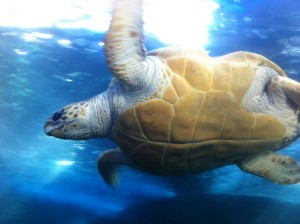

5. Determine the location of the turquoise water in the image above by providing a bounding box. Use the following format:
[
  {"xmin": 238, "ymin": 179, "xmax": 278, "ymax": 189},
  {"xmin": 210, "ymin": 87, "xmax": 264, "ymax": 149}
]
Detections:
[{"xmin": 1, "ymin": 0, "xmax": 300, "ymax": 223}]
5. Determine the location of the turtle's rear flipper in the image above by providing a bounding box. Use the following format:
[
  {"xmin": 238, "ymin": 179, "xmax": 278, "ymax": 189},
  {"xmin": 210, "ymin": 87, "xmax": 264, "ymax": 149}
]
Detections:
[
  {"xmin": 97, "ymin": 148, "xmax": 131, "ymax": 187},
  {"xmin": 237, "ymin": 151, "xmax": 300, "ymax": 184}
]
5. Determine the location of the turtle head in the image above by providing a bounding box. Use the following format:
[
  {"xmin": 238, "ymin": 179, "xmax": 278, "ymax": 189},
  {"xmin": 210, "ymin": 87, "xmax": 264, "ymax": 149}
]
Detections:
[
  {"xmin": 44, "ymin": 101, "xmax": 92, "ymax": 140},
  {"xmin": 44, "ymin": 93, "xmax": 111, "ymax": 140}
]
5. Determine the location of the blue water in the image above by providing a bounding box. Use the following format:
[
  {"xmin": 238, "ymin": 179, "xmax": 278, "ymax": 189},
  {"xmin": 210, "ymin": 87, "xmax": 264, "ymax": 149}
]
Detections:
[{"xmin": 1, "ymin": 0, "xmax": 300, "ymax": 223}]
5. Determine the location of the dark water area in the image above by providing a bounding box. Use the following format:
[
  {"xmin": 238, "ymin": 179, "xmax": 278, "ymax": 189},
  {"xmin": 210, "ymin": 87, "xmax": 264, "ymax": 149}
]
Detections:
[
  {"xmin": 4, "ymin": 191, "xmax": 300, "ymax": 224},
  {"xmin": 1, "ymin": 0, "xmax": 300, "ymax": 223}
]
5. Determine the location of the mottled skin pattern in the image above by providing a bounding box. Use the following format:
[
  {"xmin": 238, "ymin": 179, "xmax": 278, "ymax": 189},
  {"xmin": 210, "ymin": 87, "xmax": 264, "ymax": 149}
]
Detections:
[{"xmin": 44, "ymin": 0, "xmax": 300, "ymax": 187}]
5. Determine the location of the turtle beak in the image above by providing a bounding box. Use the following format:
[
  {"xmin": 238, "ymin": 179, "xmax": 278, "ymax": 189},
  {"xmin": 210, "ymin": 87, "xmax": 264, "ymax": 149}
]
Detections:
[
  {"xmin": 44, "ymin": 120, "xmax": 65, "ymax": 139},
  {"xmin": 44, "ymin": 109, "xmax": 67, "ymax": 138}
]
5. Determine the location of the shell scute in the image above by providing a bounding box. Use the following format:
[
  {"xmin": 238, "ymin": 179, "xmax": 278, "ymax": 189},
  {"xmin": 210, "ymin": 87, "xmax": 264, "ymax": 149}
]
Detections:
[
  {"xmin": 163, "ymin": 144, "xmax": 189, "ymax": 174},
  {"xmin": 193, "ymin": 91, "xmax": 234, "ymax": 141},
  {"xmin": 171, "ymin": 75, "xmax": 189, "ymax": 97},
  {"xmin": 252, "ymin": 115, "xmax": 286, "ymax": 139},
  {"xmin": 129, "ymin": 142, "xmax": 165, "ymax": 173},
  {"xmin": 118, "ymin": 107, "xmax": 145, "ymax": 140},
  {"xmin": 135, "ymin": 99, "xmax": 173, "ymax": 142},
  {"xmin": 230, "ymin": 64, "xmax": 255, "ymax": 99},
  {"xmin": 221, "ymin": 108, "xmax": 254, "ymax": 140},
  {"xmin": 162, "ymin": 86, "xmax": 178, "ymax": 104},
  {"xmin": 187, "ymin": 142, "xmax": 216, "ymax": 172},
  {"xmin": 211, "ymin": 62, "xmax": 232, "ymax": 92},
  {"xmin": 184, "ymin": 57, "xmax": 212, "ymax": 92},
  {"xmin": 170, "ymin": 90, "xmax": 204, "ymax": 142}
]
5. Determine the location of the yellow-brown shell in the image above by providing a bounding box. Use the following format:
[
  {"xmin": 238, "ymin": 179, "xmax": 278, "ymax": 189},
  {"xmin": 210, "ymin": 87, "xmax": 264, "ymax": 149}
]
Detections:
[{"xmin": 117, "ymin": 47, "xmax": 287, "ymax": 175}]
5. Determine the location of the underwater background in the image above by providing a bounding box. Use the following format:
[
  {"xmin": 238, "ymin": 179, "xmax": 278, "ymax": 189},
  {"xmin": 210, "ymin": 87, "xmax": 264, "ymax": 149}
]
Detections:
[{"xmin": 1, "ymin": 0, "xmax": 300, "ymax": 223}]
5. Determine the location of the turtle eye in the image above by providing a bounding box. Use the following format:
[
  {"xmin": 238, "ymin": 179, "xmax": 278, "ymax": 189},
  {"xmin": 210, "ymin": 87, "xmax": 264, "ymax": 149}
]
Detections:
[{"xmin": 52, "ymin": 111, "xmax": 63, "ymax": 121}]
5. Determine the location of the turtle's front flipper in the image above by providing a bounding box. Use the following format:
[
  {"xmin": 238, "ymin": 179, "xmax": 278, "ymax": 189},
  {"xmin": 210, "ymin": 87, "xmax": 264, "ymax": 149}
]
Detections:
[
  {"xmin": 237, "ymin": 152, "xmax": 300, "ymax": 184},
  {"xmin": 105, "ymin": 0, "xmax": 146, "ymax": 86},
  {"xmin": 97, "ymin": 148, "xmax": 131, "ymax": 187}
]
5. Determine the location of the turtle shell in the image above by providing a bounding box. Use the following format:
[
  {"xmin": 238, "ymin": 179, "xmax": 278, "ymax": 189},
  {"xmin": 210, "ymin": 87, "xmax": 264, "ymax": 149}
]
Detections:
[{"xmin": 117, "ymin": 47, "xmax": 286, "ymax": 175}]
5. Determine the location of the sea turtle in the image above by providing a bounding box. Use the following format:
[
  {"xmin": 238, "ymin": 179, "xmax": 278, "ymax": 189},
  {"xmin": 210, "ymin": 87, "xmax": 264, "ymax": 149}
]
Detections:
[{"xmin": 44, "ymin": 0, "xmax": 300, "ymax": 187}]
